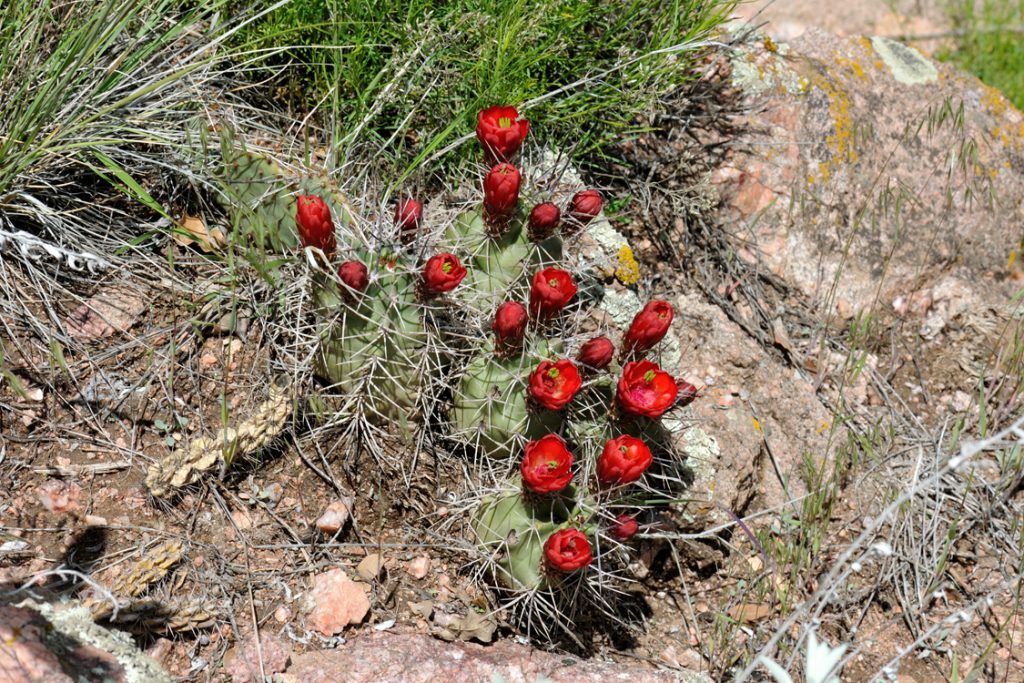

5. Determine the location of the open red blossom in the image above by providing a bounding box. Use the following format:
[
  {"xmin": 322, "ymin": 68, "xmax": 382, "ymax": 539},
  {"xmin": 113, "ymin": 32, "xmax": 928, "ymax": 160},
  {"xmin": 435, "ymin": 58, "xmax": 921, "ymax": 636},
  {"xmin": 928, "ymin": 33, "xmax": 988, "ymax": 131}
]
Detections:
[
  {"xmin": 493, "ymin": 301, "xmax": 528, "ymax": 346},
  {"xmin": 422, "ymin": 253, "xmax": 467, "ymax": 293},
  {"xmin": 529, "ymin": 267, "xmax": 576, "ymax": 318},
  {"xmin": 337, "ymin": 260, "xmax": 369, "ymax": 292},
  {"xmin": 597, "ymin": 435, "xmax": 653, "ymax": 486},
  {"xmin": 296, "ymin": 195, "xmax": 336, "ymax": 259},
  {"xmin": 527, "ymin": 202, "xmax": 561, "ymax": 241},
  {"xmin": 577, "ymin": 336, "xmax": 614, "ymax": 370},
  {"xmin": 476, "ymin": 106, "xmax": 529, "ymax": 161},
  {"xmin": 484, "ymin": 163, "xmax": 521, "ymax": 215},
  {"xmin": 623, "ymin": 301, "xmax": 673, "ymax": 355},
  {"xmin": 394, "ymin": 199, "xmax": 423, "ymax": 241},
  {"xmin": 520, "ymin": 434, "xmax": 573, "ymax": 494},
  {"xmin": 528, "ymin": 359, "xmax": 582, "ymax": 411},
  {"xmin": 544, "ymin": 528, "xmax": 592, "ymax": 572},
  {"xmin": 568, "ymin": 189, "xmax": 603, "ymax": 227},
  {"xmin": 610, "ymin": 514, "xmax": 639, "ymax": 541},
  {"xmin": 616, "ymin": 360, "xmax": 679, "ymax": 418}
]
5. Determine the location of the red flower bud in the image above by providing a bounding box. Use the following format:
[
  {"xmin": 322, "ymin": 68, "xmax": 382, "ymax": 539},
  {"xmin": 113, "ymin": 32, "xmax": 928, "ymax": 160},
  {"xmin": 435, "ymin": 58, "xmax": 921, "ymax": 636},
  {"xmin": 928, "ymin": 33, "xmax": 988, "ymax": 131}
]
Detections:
[
  {"xmin": 616, "ymin": 360, "xmax": 679, "ymax": 418},
  {"xmin": 610, "ymin": 514, "xmax": 639, "ymax": 541},
  {"xmin": 577, "ymin": 336, "xmax": 614, "ymax": 370},
  {"xmin": 422, "ymin": 253, "xmax": 467, "ymax": 293},
  {"xmin": 597, "ymin": 435, "xmax": 653, "ymax": 486},
  {"xmin": 528, "ymin": 359, "xmax": 582, "ymax": 411},
  {"xmin": 623, "ymin": 301, "xmax": 673, "ymax": 355},
  {"xmin": 529, "ymin": 267, "xmax": 576, "ymax": 318},
  {"xmin": 527, "ymin": 202, "xmax": 561, "ymax": 241},
  {"xmin": 520, "ymin": 434, "xmax": 573, "ymax": 494},
  {"xmin": 296, "ymin": 195, "xmax": 336, "ymax": 259},
  {"xmin": 483, "ymin": 163, "xmax": 521, "ymax": 215},
  {"xmin": 568, "ymin": 189, "xmax": 603, "ymax": 227},
  {"xmin": 337, "ymin": 260, "xmax": 369, "ymax": 292},
  {"xmin": 493, "ymin": 301, "xmax": 528, "ymax": 345},
  {"xmin": 544, "ymin": 528, "xmax": 592, "ymax": 572},
  {"xmin": 476, "ymin": 105, "xmax": 529, "ymax": 161},
  {"xmin": 394, "ymin": 199, "xmax": 423, "ymax": 241},
  {"xmin": 677, "ymin": 380, "xmax": 700, "ymax": 407}
]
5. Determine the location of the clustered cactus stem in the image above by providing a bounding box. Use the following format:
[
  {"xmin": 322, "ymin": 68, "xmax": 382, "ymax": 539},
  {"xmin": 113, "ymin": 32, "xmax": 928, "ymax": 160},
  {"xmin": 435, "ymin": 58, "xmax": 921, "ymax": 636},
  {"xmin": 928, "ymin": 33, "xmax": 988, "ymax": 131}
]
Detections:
[{"xmin": 282, "ymin": 105, "xmax": 700, "ymax": 636}]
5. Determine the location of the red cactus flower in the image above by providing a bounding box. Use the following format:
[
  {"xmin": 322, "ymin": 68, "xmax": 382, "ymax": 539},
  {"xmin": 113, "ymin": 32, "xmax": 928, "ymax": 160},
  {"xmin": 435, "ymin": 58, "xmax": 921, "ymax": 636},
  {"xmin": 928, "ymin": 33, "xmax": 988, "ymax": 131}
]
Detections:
[
  {"xmin": 577, "ymin": 336, "xmax": 614, "ymax": 370},
  {"xmin": 616, "ymin": 360, "xmax": 679, "ymax": 418},
  {"xmin": 520, "ymin": 434, "xmax": 573, "ymax": 494},
  {"xmin": 623, "ymin": 301, "xmax": 673, "ymax": 355},
  {"xmin": 296, "ymin": 195, "xmax": 336, "ymax": 259},
  {"xmin": 568, "ymin": 189, "xmax": 603, "ymax": 227},
  {"xmin": 610, "ymin": 514, "xmax": 639, "ymax": 541},
  {"xmin": 597, "ymin": 435, "xmax": 653, "ymax": 486},
  {"xmin": 422, "ymin": 253, "xmax": 467, "ymax": 293},
  {"xmin": 394, "ymin": 198, "xmax": 423, "ymax": 241},
  {"xmin": 529, "ymin": 267, "xmax": 576, "ymax": 318},
  {"xmin": 476, "ymin": 106, "xmax": 529, "ymax": 161},
  {"xmin": 493, "ymin": 301, "xmax": 528, "ymax": 346},
  {"xmin": 528, "ymin": 359, "xmax": 582, "ymax": 411},
  {"xmin": 484, "ymin": 163, "xmax": 521, "ymax": 216},
  {"xmin": 527, "ymin": 202, "xmax": 561, "ymax": 241},
  {"xmin": 337, "ymin": 260, "xmax": 369, "ymax": 292},
  {"xmin": 544, "ymin": 528, "xmax": 592, "ymax": 572}
]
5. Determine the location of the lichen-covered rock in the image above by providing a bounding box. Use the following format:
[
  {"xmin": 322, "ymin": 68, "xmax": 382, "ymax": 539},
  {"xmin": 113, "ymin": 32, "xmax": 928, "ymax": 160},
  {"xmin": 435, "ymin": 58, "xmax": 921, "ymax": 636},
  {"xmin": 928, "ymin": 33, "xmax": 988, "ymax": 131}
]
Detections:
[
  {"xmin": 718, "ymin": 29, "xmax": 1024, "ymax": 318},
  {"xmin": 1, "ymin": 602, "xmax": 171, "ymax": 683}
]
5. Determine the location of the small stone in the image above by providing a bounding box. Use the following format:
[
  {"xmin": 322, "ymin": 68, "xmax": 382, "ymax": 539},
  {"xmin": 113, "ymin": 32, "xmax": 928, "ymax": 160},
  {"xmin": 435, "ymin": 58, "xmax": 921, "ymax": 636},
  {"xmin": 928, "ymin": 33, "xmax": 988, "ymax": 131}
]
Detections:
[
  {"xmin": 316, "ymin": 497, "xmax": 354, "ymax": 535},
  {"xmin": 273, "ymin": 606, "xmax": 291, "ymax": 623},
  {"xmin": 356, "ymin": 554, "xmax": 384, "ymax": 582},
  {"xmin": 84, "ymin": 515, "xmax": 108, "ymax": 526},
  {"xmin": 405, "ymin": 556, "xmax": 430, "ymax": 580},
  {"xmin": 307, "ymin": 569, "xmax": 370, "ymax": 636},
  {"xmin": 200, "ymin": 353, "xmax": 218, "ymax": 368},
  {"xmin": 37, "ymin": 480, "xmax": 82, "ymax": 515}
]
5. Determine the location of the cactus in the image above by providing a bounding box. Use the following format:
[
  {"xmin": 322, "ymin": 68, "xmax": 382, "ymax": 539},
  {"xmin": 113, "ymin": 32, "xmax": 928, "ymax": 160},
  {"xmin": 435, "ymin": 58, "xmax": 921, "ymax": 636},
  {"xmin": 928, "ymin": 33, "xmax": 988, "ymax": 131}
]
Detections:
[
  {"xmin": 314, "ymin": 253, "xmax": 430, "ymax": 436},
  {"xmin": 471, "ymin": 492, "xmax": 572, "ymax": 590},
  {"xmin": 451, "ymin": 339, "xmax": 562, "ymax": 461}
]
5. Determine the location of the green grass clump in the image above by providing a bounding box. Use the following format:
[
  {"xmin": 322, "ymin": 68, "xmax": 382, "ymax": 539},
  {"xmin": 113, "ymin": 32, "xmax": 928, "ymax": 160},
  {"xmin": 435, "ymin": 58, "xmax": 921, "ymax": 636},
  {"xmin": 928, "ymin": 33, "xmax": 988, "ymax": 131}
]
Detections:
[
  {"xmin": 229, "ymin": 0, "xmax": 735, "ymax": 177},
  {"xmin": 942, "ymin": 0, "xmax": 1024, "ymax": 109}
]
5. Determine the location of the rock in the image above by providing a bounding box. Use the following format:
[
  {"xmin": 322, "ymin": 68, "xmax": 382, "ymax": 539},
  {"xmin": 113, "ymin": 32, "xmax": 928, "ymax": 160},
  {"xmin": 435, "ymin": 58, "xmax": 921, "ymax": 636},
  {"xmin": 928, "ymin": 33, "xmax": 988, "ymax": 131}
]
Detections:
[
  {"xmin": 356, "ymin": 553, "xmax": 384, "ymax": 582},
  {"xmin": 279, "ymin": 630, "xmax": 710, "ymax": 683},
  {"xmin": 306, "ymin": 569, "xmax": 370, "ymax": 636},
  {"xmin": 315, "ymin": 497, "xmax": 354, "ymax": 534},
  {"xmin": 37, "ymin": 480, "xmax": 82, "ymax": 515},
  {"xmin": 719, "ymin": 30, "xmax": 1024, "ymax": 317},
  {"xmin": 64, "ymin": 281, "xmax": 148, "ymax": 340},
  {"xmin": 404, "ymin": 556, "xmax": 430, "ymax": 580},
  {"xmin": 223, "ymin": 632, "xmax": 291, "ymax": 683},
  {"xmin": 0, "ymin": 602, "xmax": 172, "ymax": 683}
]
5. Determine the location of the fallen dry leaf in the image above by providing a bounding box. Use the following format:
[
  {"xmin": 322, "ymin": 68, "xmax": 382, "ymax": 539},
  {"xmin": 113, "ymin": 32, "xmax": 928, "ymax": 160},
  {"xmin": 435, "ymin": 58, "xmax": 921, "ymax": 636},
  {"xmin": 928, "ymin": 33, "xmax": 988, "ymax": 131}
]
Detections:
[
  {"xmin": 173, "ymin": 214, "xmax": 227, "ymax": 252},
  {"xmin": 727, "ymin": 602, "xmax": 772, "ymax": 624}
]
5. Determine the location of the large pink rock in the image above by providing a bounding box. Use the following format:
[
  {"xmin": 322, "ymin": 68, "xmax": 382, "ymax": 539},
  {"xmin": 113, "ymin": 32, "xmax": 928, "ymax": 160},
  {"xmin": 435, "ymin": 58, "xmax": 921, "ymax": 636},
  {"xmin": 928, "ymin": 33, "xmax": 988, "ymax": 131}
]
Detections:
[
  {"xmin": 717, "ymin": 29, "xmax": 1024, "ymax": 318},
  {"xmin": 280, "ymin": 630, "xmax": 710, "ymax": 683},
  {"xmin": 306, "ymin": 569, "xmax": 370, "ymax": 636}
]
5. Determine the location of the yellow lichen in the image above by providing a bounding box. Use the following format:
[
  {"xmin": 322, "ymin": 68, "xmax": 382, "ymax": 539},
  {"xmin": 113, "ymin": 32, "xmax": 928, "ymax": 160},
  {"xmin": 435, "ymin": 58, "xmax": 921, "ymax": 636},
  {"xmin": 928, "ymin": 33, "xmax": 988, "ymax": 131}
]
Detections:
[
  {"xmin": 614, "ymin": 244, "xmax": 641, "ymax": 285},
  {"xmin": 982, "ymin": 84, "xmax": 1008, "ymax": 117},
  {"xmin": 806, "ymin": 68, "xmax": 859, "ymax": 172},
  {"xmin": 834, "ymin": 53, "xmax": 868, "ymax": 82}
]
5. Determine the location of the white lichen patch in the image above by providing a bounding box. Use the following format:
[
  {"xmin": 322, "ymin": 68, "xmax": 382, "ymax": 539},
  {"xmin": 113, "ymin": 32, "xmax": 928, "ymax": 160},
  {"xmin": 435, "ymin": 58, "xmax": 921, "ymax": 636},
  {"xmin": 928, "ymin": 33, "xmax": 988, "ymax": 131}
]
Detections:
[
  {"xmin": 870, "ymin": 36, "xmax": 937, "ymax": 85},
  {"xmin": 679, "ymin": 425, "xmax": 720, "ymax": 483},
  {"xmin": 601, "ymin": 287, "xmax": 643, "ymax": 328},
  {"xmin": 27, "ymin": 600, "xmax": 172, "ymax": 683},
  {"xmin": 730, "ymin": 43, "xmax": 809, "ymax": 96}
]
